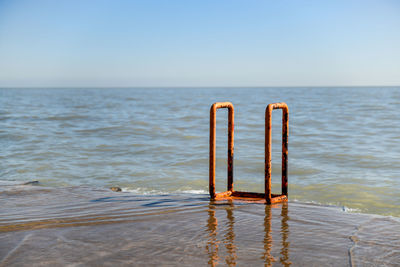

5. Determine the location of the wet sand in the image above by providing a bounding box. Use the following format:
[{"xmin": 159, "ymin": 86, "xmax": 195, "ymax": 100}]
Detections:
[{"xmin": 0, "ymin": 186, "xmax": 399, "ymax": 266}]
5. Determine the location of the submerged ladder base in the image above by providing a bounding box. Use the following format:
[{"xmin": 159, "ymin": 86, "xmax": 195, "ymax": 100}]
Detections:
[{"xmin": 213, "ymin": 191, "xmax": 288, "ymax": 204}]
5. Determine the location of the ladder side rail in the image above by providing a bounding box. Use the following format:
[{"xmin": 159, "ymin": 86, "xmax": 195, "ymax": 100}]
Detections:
[
  {"xmin": 265, "ymin": 103, "xmax": 289, "ymax": 204},
  {"xmin": 209, "ymin": 102, "xmax": 234, "ymax": 199}
]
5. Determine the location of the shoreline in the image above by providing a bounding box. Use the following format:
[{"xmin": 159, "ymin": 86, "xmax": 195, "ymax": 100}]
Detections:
[
  {"xmin": 1, "ymin": 186, "xmax": 399, "ymax": 266},
  {"xmin": 1, "ymin": 181, "xmax": 399, "ymax": 219}
]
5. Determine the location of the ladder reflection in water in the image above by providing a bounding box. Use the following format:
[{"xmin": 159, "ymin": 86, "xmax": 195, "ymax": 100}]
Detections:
[{"xmin": 206, "ymin": 202, "xmax": 291, "ymax": 266}]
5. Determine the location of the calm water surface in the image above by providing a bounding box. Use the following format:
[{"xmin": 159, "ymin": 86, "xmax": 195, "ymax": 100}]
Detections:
[
  {"xmin": 1, "ymin": 187, "xmax": 399, "ymax": 266},
  {"xmin": 0, "ymin": 87, "xmax": 399, "ymax": 216}
]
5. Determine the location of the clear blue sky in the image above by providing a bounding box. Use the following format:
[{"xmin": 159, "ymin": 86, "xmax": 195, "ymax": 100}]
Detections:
[{"xmin": 0, "ymin": 0, "xmax": 399, "ymax": 87}]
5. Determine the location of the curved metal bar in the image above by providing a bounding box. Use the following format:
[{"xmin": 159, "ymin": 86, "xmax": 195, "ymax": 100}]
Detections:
[
  {"xmin": 265, "ymin": 102, "xmax": 289, "ymax": 204},
  {"xmin": 209, "ymin": 102, "xmax": 234, "ymax": 199}
]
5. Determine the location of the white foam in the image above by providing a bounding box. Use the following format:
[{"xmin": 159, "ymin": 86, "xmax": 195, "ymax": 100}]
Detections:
[
  {"xmin": 119, "ymin": 187, "xmax": 207, "ymax": 195},
  {"xmin": 341, "ymin": 206, "xmax": 361, "ymax": 213},
  {"xmin": 176, "ymin": 189, "xmax": 208, "ymax": 194},
  {"xmin": 292, "ymin": 199, "xmax": 362, "ymax": 213},
  {"xmin": 121, "ymin": 187, "xmax": 170, "ymax": 195}
]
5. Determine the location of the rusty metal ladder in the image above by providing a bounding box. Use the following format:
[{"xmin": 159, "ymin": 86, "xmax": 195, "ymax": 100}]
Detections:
[{"xmin": 209, "ymin": 102, "xmax": 289, "ymax": 204}]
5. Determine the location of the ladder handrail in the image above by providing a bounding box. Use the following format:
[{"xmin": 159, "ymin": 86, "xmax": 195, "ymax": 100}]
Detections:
[
  {"xmin": 265, "ymin": 103, "xmax": 289, "ymax": 204},
  {"xmin": 209, "ymin": 102, "xmax": 234, "ymax": 199},
  {"xmin": 209, "ymin": 102, "xmax": 288, "ymax": 204}
]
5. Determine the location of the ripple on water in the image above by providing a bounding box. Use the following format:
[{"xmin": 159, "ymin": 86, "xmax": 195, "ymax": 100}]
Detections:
[
  {"xmin": 0, "ymin": 87, "xmax": 399, "ymax": 218},
  {"xmin": 0, "ymin": 187, "xmax": 399, "ymax": 266}
]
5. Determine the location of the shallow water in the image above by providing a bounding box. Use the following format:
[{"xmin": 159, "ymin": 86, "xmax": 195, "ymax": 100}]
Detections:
[
  {"xmin": 0, "ymin": 186, "xmax": 399, "ymax": 266},
  {"xmin": 1, "ymin": 87, "xmax": 399, "ymax": 216}
]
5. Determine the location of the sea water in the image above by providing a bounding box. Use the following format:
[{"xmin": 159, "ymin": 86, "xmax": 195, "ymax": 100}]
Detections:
[
  {"xmin": 1, "ymin": 87, "xmax": 399, "ymax": 216},
  {"xmin": 1, "ymin": 87, "xmax": 399, "ymax": 266},
  {"xmin": 0, "ymin": 87, "xmax": 399, "ymax": 216},
  {"xmin": 1, "ymin": 187, "xmax": 399, "ymax": 266}
]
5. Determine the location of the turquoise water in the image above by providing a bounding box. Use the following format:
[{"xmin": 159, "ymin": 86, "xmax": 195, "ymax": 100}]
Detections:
[{"xmin": 1, "ymin": 87, "xmax": 399, "ymax": 216}]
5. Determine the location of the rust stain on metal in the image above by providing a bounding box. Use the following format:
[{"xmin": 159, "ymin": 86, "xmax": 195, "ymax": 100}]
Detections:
[
  {"xmin": 209, "ymin": 102, "xmax": 234, "ymax": 199},
  {"xmin": 265, "ymin": 102, "xmax": 289, "ymax": 204},
  {"xmin": 209, "ymin": 102, "xmax": 289, "ymax": 204}
]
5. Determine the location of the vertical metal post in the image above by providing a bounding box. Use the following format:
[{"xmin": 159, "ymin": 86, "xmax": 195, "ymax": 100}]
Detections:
[
  {"xmin": 265, "ymin": 103, "xmax": 289, "ymax": 204},
  {"xmin": 282, "ymin": 105, "xmax": 289, "ymax": 196},
  {"xmin": 209, "ymin": 102, "xmax": 234, "ymax": 199}
]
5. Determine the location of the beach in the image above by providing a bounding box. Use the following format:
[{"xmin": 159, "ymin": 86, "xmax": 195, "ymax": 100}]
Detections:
[{"xmin": 1, "ymin": 185, "xmax": 399, "ymax": 266}]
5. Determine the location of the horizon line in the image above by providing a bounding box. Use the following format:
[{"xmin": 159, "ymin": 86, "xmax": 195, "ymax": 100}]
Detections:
[{"xmin": 1, "ymin": 85, "xmax": 399, "ymax": 89}]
